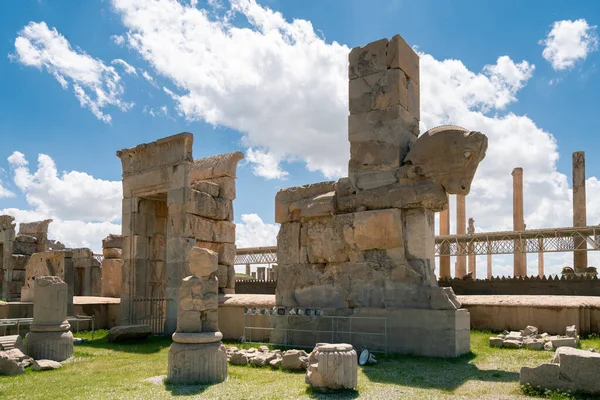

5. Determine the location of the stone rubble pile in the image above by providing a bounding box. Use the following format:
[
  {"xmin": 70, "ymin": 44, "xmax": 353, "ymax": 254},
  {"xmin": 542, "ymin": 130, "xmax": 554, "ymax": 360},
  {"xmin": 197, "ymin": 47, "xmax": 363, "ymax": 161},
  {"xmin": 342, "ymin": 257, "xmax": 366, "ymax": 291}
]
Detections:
[
  {"xmin": 489, "ymin": 325, "xmax": 579, "ymax": 350},
  {"xmin": 226, "ymin": 346, "xmax": 308, "ymax": 370},
  {"xmin": 0, "ymin": 347, "xmax": 63, "ymax": 375},
  {"xmin": 521, "ymin": 347, "xmax": 600, "ymax": 395}
]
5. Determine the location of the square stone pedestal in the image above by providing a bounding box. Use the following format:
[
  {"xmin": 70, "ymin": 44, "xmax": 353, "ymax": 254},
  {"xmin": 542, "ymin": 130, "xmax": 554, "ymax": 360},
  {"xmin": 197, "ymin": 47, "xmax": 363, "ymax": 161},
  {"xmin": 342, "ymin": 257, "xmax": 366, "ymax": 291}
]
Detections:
[
  {"xmin": 271, "ymin": 308, "xmax": 470, "ymax": 358},
  {"xmin": 167, "ymin": 341, "xmax": 227, "ymax": 384}
]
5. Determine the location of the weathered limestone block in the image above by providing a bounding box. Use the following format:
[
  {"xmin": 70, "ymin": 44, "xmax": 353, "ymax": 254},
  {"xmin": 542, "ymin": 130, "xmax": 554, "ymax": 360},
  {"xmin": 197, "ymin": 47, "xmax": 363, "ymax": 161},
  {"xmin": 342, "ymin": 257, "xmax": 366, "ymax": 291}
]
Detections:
[
  {"xmin": 21, "ymin": 251, "xmax": 74, "ymax": 311},
  {"xmin": 349, "ymin": 141, "xmax": 401, "ymax": 173},
  {"xmin": 91, "ymin": 263, "xmax": 102, "ymax": 296},
  {"xmin": 521, "ymin": 347, "xmax": 600, "ymax": 395},
  {"xmin": 275, "ymin": 182, "xmax": 336, "ymax": 224},
  {"xmin": 107, "ymin": 325, "xmax": 152, "ymax": 342},
  {"xmin": 0, "ymin": 348, "xmax": 33, "ymax": 375},
  {"xmin": 32, "ymin": 359, "xmax": 62, "ymax": 371},
  {"xmin": 336, "ymin": 181, "xmax": 448, "ymax": 213},
  {"xmin": 305, "ymin": 343, "xmax": 357, "ymax": 391},
  {"xmin": 19, "ymin": 219, "xmax": 52, "ymax": 252},
  {"xmin": 387, "ymin": 34, "xmax": 420, "ymax": 84},
  {"xmin": 349, "ymin": 69, "xmax": 408, "ymax": 114},
  {"xmin": 289, "ymin": 192, "xmax": 336, "ymax": 221},
  {"xmin": 348, "ymin": 38, "xmax": 388, "ymax": 79},
  {"xmin": 188, "ymin": 247, "xmax": 218, "ymax": 277},
  {"xmin": 206, "ymin": 176, "xmax": 236, "ymax": 200},
  {"xmin": 349, "ymin": 105, "xmax": 419, "ymax": 146},
  {"xmin": 403, "ymin": 125, "xmax": 488, "ymax": 196},
  {"xmin": 276, "ymin": 222, "xmax": 306, "ymax": 265},
  {"xmin": 167, "ymin": 341, "xmax": 227, "ymax": 384},
  {"xmin": 187, "ymin": 190, "xmax": 232, "ymax": 221},
  {"xmin": 282, "ymin": 349, "xmax": 309, "ymax": 370},
  {"xmin": 196, "ymin": 241, "xmax": 236, "ymax": 267},
  {"xmin": 0, "ymin": 335, "xmax": 24, "ymax": 351},
  {"xmin": 13, "ymin": 235, "xmax": 37, "ymax": 256},
  {"xmin": 189, "ymin": 151, "xmax": 244, "ymax": 181},
  {"xmin": 102, "ymin": 247, "xmax": 122, "ymax": 259},
  {"xmin": 217, "ymin": 264, "xmax": 228, "ymax": 288},
  {"xmin": 352, "ymin": 169, "xmax": 399, "ymax": 191},
  {"xmin": 177, "ymin": 276, "xmax": 218, "ymax": 332},
  {"xmin": 101, "ymin": 258, "xmax": 123, "ymax": 298},
  {"xmin": 345, "ymin": 209, "xmax": 403, "ymax": 250},
  {"xmin": 402, "ymin": 209, "xmax": 435, "ymax": 261},
  {"xmin": 305, "ymin": 214, "xmax": 353, "ymax": 263},
  {"xmin": 11, "ymin": 254, "xmax": 28, "ymax": 270},
  {"xmin": 190, "ymin": 180, "xmax": 220, "ymax": 197}
]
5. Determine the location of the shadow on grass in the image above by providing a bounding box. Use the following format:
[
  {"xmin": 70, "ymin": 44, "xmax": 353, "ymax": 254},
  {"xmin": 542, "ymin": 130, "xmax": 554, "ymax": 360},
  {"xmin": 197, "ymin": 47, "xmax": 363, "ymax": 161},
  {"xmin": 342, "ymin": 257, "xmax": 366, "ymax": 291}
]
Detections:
[
  {"xmin": 305, "ymin": 386, "xmax": 360, "ymax": 399},
  {"xmin": 361, "ymin": 351, "xmax": 519, "ymax": 392},
  {"xmin": 74, "ymin": 334, "xmax": 172, "ymax": 354},
  {"xmin": 164, "ymin": 381, "xmax": 210, "ymax": 397}
]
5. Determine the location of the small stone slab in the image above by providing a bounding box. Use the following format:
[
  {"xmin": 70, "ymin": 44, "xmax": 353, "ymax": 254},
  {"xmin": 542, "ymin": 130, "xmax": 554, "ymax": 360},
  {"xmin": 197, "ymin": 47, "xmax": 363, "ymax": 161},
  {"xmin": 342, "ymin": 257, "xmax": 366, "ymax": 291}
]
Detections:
[
  {"xmin": 32, "ymin": 359, "xmax": 62, "ymax": 371},
  {"xmin": 107, "ymin": 325, "xmax": 152, "ymax": 343},
  {"xmin": 172, "ymin": 331, "xmax": 222, "ymax": 344}
]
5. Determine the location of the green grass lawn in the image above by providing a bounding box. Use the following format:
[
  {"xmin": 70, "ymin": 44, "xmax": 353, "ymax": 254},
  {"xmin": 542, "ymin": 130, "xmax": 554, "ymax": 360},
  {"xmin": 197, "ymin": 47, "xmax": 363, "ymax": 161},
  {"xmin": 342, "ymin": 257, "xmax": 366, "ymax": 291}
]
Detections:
[{"xmin": 0, "ymin": 330, "xmax": 598, "ymax": 400}]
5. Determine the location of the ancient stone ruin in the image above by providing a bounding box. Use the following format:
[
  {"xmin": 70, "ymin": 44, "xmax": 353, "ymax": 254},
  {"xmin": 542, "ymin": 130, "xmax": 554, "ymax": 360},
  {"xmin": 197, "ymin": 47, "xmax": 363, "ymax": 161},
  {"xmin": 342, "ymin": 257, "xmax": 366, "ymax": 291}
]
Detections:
[
  {"xmin": 521, "ymin": 347, "xmax": 600, "ymax": 395},
  {"xmin": 72, "ymin": 248, "xmax": 101, "ymax": 297},
  {"xmin": 167, "ymin": 247, "xmax": 227, "ymax": 384},
  {"xmin": 305, "ymin": 343, "xmax": 358, "ymax": 391},
  {"xmin": 274, "ymin": 34, "xmax": 488, "ymax": 357},
  {"xmin": 117, "ymin": 133, "xmax": 242, "ymax": 334},
  {"xmin": 489, "ymin": 325, "xmax": 579, "ymax": 351},
  {"xmin": 24, "ymin": 276, "xmax": 74, "ymax": 362},
  {"xmin": 101, "ymin": 234, "xmax": 123, "ymax": 298}
]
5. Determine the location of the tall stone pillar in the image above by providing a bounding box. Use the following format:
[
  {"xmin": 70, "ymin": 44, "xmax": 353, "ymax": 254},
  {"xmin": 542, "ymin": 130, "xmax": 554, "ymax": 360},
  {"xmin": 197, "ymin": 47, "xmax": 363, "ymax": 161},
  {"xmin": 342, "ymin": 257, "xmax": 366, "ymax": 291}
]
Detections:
[
  {"xmin": 24, "ymin": 276, "xmax": 74, "ymax": 361},
  {"xmin": 467, "ymin": 218, "xmax": 476, "ymax": 279},
  {"xmin": 257, "ymin": 267, "xmax": 266, "ymax": 280},
  {"xmin": 167, "ymin": 247, "xmax": 227, "ymax": 384},
  {"xmin": 455, "ymin": 195, "xmax": 466, "ymax": 277},
  {"xmin": 538, "ymin": 238, "xmax": 544, "ymax": 277},
  {"xmin": 245, "ymin": 263, "xmax": 251, "ymax": 276},
  {"xmin": 487, "ymin": 243, "xmax": 492, "ymax": 279},
  {"xmin": 512, "ymin": 168, "xmax": 526, "ymax": 276},
  {"xmin": 439, "ymin": 193, "xmax": 451, "ymax": 278},
  {"xmin": 573, "ymin": 151, "xmax": 587, "ymax": 273}
]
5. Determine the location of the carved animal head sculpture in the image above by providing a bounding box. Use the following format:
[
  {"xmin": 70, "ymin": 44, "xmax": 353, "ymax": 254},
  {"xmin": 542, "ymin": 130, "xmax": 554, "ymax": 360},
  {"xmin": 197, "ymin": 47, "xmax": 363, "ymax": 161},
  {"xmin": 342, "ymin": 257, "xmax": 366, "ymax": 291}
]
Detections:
[{"xmin": 403, "ymin": 125, "xmax": 488, "ymax": 195}]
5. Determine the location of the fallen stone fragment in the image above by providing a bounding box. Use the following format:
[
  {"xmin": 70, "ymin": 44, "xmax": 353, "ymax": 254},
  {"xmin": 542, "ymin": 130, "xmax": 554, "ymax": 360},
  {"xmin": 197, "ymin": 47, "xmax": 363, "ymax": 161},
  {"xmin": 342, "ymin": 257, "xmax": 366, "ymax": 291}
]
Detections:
[
  {"xmin": 107, "ymin": 325, "xmax": 152, "ymax": 342},
  {"xmin": 229, "ymin": 352, "xmax": 249, "ymax": 366},
  {"xmin": 0, "ymin": 349, "xmax": 33, "ymax": 375},
  {"xmin": 32, "ymin": 359, "xmax": 62, "ymax": 371},
  {"xmin": 270, "ymin": 357, "xmax": 282, "ymax": 368},
  {"xmin": 551, "ymin": 337, "xmax": 577, "ymax": 349},
  {"xmin": 502, "ymin": 340, "xmax": 522, "ymax": 349},
  {"xmin": 524, "ymin": 339, "xmax": 544, "ymax": 350},
  {"xmin": 282, "ymin": 349, "xmax": 309, "ymax": 370},
  {"xmin": 521, "ymin": 326, "xmax": 538, "ymax": 337},
  {"xmin": 489, "ymin": 337, "xmax": 503, "ymax": 348}
]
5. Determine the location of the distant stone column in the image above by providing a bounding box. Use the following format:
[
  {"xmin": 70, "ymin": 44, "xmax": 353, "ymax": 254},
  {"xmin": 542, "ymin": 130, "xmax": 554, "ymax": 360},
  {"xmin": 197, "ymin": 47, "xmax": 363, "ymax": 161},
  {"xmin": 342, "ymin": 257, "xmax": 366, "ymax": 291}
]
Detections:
[
  {"xmin": 456, "ymin": 195, "xmax": 466, "ymax": 277},
  {"xmin": 101, "ymin": 234, "xmax": 123, "ymax": 298},
  {"xmin": 24, "ymin": 276, "xmax": 74, "ymax": 361},
  {"xmin": 272, "ymin": 264, "xmax": 278, "ymax": 280},
  {"xmin": 167, "ymin": 247, "xmax": 227, "ymax": 384},
  {"xmin": 512, "ymin": 168, "xmax": 526, "ymax": 276},
  {"xmin": 439, "ymin": 193, "xmax": 451, "ymax": 278},
  {"xmin": 467, "ymin": 218, "xmax": 476, "ymax": 279},
  {"xmin": 257, "ymin": 267, "xmax": 266, "ymax": 280},
  {"xmin": 538, "ymin": 238, "xmax": 544, "ymax": 277},
  {"xmin": 266, "ymin": 267, "xmax": 272, "ymax": 281},
  {"xmin": 245, "ymin": 263, "xmax": 251, "ymax": 276},
  {"xmin": 487, "ymin": 243, "xmax": 493, "ymax": 279},
  {"xmin": 573, "ymin": 151, "xmax": 587, "ymax": 273}
]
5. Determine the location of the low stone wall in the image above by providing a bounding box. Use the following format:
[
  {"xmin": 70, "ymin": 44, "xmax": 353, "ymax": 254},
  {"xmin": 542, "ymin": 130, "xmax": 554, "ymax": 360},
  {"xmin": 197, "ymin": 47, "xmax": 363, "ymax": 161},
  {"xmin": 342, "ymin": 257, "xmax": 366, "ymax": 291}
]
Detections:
[
  {"xmin": 459, "ymin": 295, "xmax": 600, "ymax": 334},
  {"xmin": 441, "ymin": 276, "xmax": 600, "ymax": 296},
  {"xmin": 234, "ymin": 280, "xmax": 277, "ymax": 294},
  {"xmin": 234, "ymin": 277, "xmax": 600, "ymax": 297}
]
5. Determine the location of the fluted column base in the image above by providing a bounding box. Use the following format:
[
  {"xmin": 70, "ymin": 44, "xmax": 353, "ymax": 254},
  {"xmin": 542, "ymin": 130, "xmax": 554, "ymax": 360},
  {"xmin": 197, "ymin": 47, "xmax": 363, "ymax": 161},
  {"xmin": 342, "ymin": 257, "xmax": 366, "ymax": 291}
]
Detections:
[
  {"xmin": 167, "ymin": 341, "xmax": 227, "ymax": 384},
  {"xmin": 24, "ymin": 330, "xmax": 74, "ymax": 362}
]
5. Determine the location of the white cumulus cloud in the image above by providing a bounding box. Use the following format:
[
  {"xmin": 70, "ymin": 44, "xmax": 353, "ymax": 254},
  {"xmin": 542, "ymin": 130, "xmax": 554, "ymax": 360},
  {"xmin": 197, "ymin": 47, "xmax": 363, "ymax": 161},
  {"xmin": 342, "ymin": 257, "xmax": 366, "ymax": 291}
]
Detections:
[
  {"xmin": 11, "ymin": 21, "xmax": 133, "ymax": 123},
  {"xmin": 235, "ymin": 213, "xmax": 279, "ymax": 248},
  {"xmin": 111, "ymin": 58, "xmax": 137, "ymax": 75},
  {"xmin": 540, "ymin": 19, "xmax": 599, "ymax": 71}
]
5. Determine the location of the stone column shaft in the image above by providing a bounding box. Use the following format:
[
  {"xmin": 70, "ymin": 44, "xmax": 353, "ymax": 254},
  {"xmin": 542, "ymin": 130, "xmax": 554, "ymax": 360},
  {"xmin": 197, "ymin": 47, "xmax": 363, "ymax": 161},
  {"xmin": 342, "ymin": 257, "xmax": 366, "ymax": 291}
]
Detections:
[
  {"xmin": 512, "ymin": 168, "xmax": 526, "ymax": 276},
  {"xmin": 439, "ymin": 193, "xmax": 451, "ymax": 278},
  {"xmin": 538, "ymin": 238, "xmax": 544, "ymax": 277},
  {"xmin": 455, "ymin": 195, "xmax": 466, "ymax": 277},
  {"xmin": 573, "ymin": 151, "xmax": 587, "ymax": 273},
  {"xmin": 487, "ymin": 243, "xmax": 492, "ymax": 279},
  {"xmin": 245, "ymin": 263, "xmax": 251, "ymax": 276}
]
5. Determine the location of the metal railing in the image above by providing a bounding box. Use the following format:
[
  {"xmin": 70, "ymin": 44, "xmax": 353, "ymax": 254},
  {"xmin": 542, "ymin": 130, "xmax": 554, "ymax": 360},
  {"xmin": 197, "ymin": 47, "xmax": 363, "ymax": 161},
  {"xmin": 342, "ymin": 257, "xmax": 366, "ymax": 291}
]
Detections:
[{"xmin": 131, "ymin": 297, "xmax": 167, "ymax": 335}]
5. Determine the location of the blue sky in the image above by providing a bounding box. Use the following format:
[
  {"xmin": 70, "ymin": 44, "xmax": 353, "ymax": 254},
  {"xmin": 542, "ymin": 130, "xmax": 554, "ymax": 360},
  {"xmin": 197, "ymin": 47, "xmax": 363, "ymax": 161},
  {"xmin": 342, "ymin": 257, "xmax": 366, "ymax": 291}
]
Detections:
[{"xmin": 0, "ymin": 0, "xmax": 599, "ymax": 276}]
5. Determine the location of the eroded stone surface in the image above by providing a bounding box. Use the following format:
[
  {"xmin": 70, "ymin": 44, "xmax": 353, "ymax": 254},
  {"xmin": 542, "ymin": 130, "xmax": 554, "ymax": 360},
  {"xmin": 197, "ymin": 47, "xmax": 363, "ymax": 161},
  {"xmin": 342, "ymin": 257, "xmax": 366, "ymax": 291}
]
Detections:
[
  {"xmin": 305, "ymin": 343, "xmax": 357, "ymax": 391},
  {"xmin": 107, "ymin": 325, "xmax": 152, "ymax": 342},
  {"xmin": 32, "ymin": 359, "xmax": 62, "ymax": 371}
]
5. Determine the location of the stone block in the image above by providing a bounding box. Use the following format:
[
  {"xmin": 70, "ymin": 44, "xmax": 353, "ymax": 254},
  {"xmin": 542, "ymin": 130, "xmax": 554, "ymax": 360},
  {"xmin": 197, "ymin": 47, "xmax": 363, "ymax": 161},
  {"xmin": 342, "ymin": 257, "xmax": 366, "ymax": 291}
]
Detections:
[
  {"xmin": 167, "ymin": 341, "xmax": 227, "ymax": 384},
  {"xmin": 277, "ymin": 222, "xmax": 305, "ymax": 265},
  {"xmin": 12, "ymin": 239, "xmax": 36, "ymax": 256},
  {"xmin": 349, "ymin": 69, "xmax": 408, "ymax": 114},
  {"xmin": 348, "ymin": 38, "xmax": 388, "ymax": 80},
  {"xmin": 188, "ymin": 247, "xmax": 218, "ymax": 277},
  {"xmin": 185, "ymin": 213, "xmax": 216, "ymax": 242},
  {"xmin": 349, "ymin": 141, "xmax": 401, "ymax": 173},
  {"xmin": 275, "ymin": 182, "xmax": 336, "ymax": 224},
  {"xmin": 32, "ymin": 276, "xmax": 68, "ymax": 328},
  {"xmin": 551, "ymin": 337, "xmax": 577, "ymax": 349},
  {"xmin": 347, "ymin": 209, "xmax": 403, "ymax": 250},
  {"xmin": 503, "ymin": 340, "xmax": 522, "ymax": 349},
  {"xmin": 226, "ymin": 265, "xmax": 235, "ymax": 289},
  {"xmin": 305, "ymin": 215, "xmax": 353, "ymax": 263},
  {"xmin": 190, "ymin": 180, "xmax": 220, "ymax": 197},
  {"xmin": 282, "ymin": 349, "xmax": 308, "ymax": 370},
  {"xmin": 101, "ymin": 258, "xmax": 123, "ymax": 298},
  {"xmin": 289, "ymin": 191, "xmax": 336, "ymax": 221},
  {"xmin": 189, "ymin": 151, "xmax": 244, "ymax": 181},
  {"xmin": 186, "ymin": 189, "xmax": 219, "ymax": 220},
  {"xmin": 402, "ymin": 209, "xmax": 435, "ymax": 261},
  {"xmin": 11, "ymin": 254, "xmax": 28, "ymax": 270},
  {"xmin": 196, "ymin": 241, "xmax": 236, "ymax": 266},
  {"xmin": 102, "ymin": 234, "xmax": 123, "ymax": 249},
  {"xmin": 489, "ymin": 337, "xmax": 503, "ymax": 347},
  {"xmin": 102, "ymin": 247, "xmax": 122, "ymax": 259},
  {"xmin": 352, "ymin": 169, "xmax": 399, "ymax": 191},
  {"xmin": 407, "ymin": 78, "xmax": 420, "ymax": 120},
  {"xmin": 524, "ymin": 339, "xmax": 545, "ymax": 350},
  {"xmin": 387, "ymin": 34, "xmax": 419, "ymax": 84},
  {"xmin": 24, "ymin": 330, "xmax": 74, "ymax": 362},
  {"xmin": 207, "ymin": 176, "xmax": 236, "ymax": 200},
  {"xmin": 107, "ymin": 325, "xmax": 152, "ymax": 342},
  {"xmin": 214, "ymin": 221, "xmax": 236, "ymax": 244},
  {"xmin": 32, "ymin": 359, "xmax": 62, "ymax": 371},
  {"xmin": 0, "ymin": 348, "xmax": 32, "ymax": 375},
  {"xmin": 217, "ymin": 265, "xmax": 228, "ymax": 288}
]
